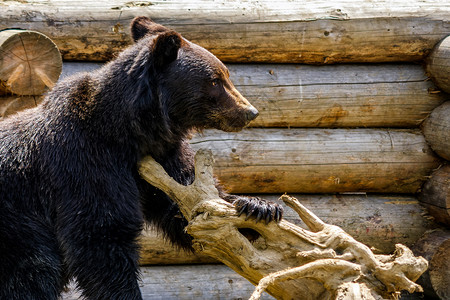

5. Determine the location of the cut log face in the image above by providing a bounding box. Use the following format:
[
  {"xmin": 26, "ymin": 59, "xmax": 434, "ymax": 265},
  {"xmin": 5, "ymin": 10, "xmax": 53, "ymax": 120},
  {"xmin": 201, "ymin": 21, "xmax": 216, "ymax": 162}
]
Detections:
[
  {"xmin": 0, "ymin": 30, "xmax": 62, "ymax": 95},
  {"xmin": 413, "ymin": 229, "xmax": 450, "ymax": 300},
  {"xmin": 427, "ymin": 36, "xmax": 450, "ymax": 93},
  {"xmin": 191, "ymin": 128, "xmax": 440, "ymax": 194},
  {"xmin": 0, "ymin": 96, "xmax": 43, "ymax": 118},
  {"xmin": 419, "ymin": 165, "xmax": 450, "ymax": 226},
  {"xmin": 423, "ymin": 102, "xmax": 450, "ymax": 161}
]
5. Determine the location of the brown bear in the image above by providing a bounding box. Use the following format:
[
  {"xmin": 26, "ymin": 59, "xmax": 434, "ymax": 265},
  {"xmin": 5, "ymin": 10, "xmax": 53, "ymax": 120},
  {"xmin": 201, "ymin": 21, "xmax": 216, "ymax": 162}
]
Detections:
[{"xmin": 0, "ymin": 17, "xmax": 282, "ymax": 299}]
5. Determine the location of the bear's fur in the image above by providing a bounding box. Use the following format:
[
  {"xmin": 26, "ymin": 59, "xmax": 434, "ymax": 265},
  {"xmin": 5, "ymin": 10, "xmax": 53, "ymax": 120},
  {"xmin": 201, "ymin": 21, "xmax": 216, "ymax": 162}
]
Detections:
[{"xmin": 0, "ymin": 17, "xmax": 282, "ymax": 299}]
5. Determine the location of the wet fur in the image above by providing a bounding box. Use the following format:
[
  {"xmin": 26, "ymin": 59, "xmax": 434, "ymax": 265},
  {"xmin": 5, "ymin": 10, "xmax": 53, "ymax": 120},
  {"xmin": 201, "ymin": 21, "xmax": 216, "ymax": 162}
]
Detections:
[{"xmin": 0, "ymin": 17, "xmax": 282, "ymax": 299}]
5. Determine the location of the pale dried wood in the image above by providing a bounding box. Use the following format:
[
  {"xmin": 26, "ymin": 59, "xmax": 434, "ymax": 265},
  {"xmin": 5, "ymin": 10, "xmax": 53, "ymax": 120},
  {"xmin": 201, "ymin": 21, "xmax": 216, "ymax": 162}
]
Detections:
[
  {"xmin": 0, "ymin": 1, "xmax": 449, "ymax": 63},
  {"xmin": 0, "ymin": 30, "xmax": 62, "ymax": 95},
  {"xmin": 419, "ymin": 165, "xmax": 450, "ymax": 226},
  {"xmin": 427, "ymin": 36, "xmax": 450, "ymax": 93},
  {"xmin": 139, "ymin": 194, "xmax": 434, "ymax": 265},
  {"xmin": 412, "ymin": 229, "xmax": 450, "ymax": 300},
  {"xmin": 138, "ymin": 150, "xmax": 428, "ymax": 300},
  {"xmin": 422, "ymin": 101, "xmax": 450, "ymax": 161},
  {"xmin": 190, "ymin": 128, "xmax": 440, "ymax": 194},
  {"xmin": 61, "ymin": 62, "xmax": 445, "ymax": 128}
]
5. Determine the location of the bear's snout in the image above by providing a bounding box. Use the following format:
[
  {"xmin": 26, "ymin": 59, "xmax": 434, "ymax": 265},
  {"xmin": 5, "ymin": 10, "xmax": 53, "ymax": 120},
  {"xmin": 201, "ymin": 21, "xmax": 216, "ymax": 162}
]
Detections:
[{"xmin": 245, "ymin": 106, "xmax": 259, "ymax": 121}]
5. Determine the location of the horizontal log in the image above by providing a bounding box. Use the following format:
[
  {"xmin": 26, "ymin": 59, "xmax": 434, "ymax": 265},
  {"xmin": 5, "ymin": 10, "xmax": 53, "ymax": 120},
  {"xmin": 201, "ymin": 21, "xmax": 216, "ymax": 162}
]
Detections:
[
  {"xmin": 419, "ymin": 165, "xmax": 450, "ymax": 226},
  {"xmin": 230, "ymin": 64, "xmax": 445, "ymax": 128},
  {"xmin": 423, "ymin": 102, "xmax": 450, "ymax": 161},
  {"xmin": 61, "ymin": 264, "xmax": 423, "ymax": 300},
  {"xmin": 1, "ymin": 1, "xmax": 449, "ymax": 63},
  {"xmin": 191, "ymin": 128, "xmax": 440, "ymax": 194},
  {"xmin": 0, "ymin": 96, "xmax": 43, "ymax": 118},
  {"xmin": 0, "ymin": 30, "xmax": 62, "ymax": 95},
  {"xmin": 412, "ymin": 229, "xmax": 450, "ymax": 300},
  {"xmin": 427, "ymin": 36, "xmax": 450, "ymax": 93},
  {"xmin": 139, "ymin": 194, "xmax": 434, "ymax": 265},
  {"xmin": 62, "ymin": 265, "xmax": 275, "ymax": 300},
  {"xmin": 61, "ymin": 62, "xmax": 445, "ymax": 128}
]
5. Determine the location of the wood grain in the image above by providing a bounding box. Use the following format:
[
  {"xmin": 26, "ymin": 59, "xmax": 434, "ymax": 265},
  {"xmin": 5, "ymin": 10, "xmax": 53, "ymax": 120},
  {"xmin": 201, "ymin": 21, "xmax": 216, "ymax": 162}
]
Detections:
[
  {"xmin": 427, "ymin": 36, "xmax": 450, "ymax": 93},
  {"xmin": 412, "ymin": 229, "xmax": 450, "ymax": 300},
  {"xmin": 62, "ymin": 265, "xmax": 275, "ymax": 300},
  {"xmin": 419, "ymin": 165, "xmax": 450, "ymax": 226},
  {"xmin": 423, "ymin": 101, "xmax": 450, "ymax": 161},
  {"xmin": 0, "ymin": 30, "xmax": 62, "ymax": 95},
  {"xmin": 1, "ymin": 0, "xmax": 448, "ymax": 63},
  {"xmin": 190, "ymin": 128, "xmax": 440, "ymax": 194}
]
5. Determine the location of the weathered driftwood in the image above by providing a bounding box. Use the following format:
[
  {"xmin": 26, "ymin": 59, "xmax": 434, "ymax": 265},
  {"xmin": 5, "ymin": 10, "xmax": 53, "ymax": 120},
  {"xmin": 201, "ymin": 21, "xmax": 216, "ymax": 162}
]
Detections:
[
  {"xmin": 412, "ymin": 229, "xmax": 450, "ymax": 300},
  {"xmin": 419, "ymin": 165, "xmax": 450, "ymax": 226},
  {"xmin": 190, "ymin": 128, "xmax": 440, "ymax": 194},
  {"xmin": 61, "ymin": 62, "xmax": 445, "ymax": 128},
  {"xmin": 0, "ymin": 30, "xmax": 62, "ymax": 95},
  {"xmin": 0, "ymin": 96, "xmax": 42, "ymax": 118},
  {"xmin": 422, "ymin": 102, "xmax": 450, "ymax": 161},
  {"xmin": 139, "ymin": 150, "xmax": 427, "ymax": 300},
  {"xmin": 427, "ymin": 36, "xmax": 450, "ymax": 93},
  {"xmin": 1, "ymin": 0, "xmax": 449, "ymax": 64},
  {"xmin": 139, "ymin": 194, "xmax": 434, "ymax": 265}
]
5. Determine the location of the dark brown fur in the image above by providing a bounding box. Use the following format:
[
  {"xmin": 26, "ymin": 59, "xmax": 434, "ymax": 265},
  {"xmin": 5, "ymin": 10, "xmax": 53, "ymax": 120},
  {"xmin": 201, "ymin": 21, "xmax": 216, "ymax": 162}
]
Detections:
[{"xmin": 0, "ymin": 17, "xmax": 282, "ymax": 299}]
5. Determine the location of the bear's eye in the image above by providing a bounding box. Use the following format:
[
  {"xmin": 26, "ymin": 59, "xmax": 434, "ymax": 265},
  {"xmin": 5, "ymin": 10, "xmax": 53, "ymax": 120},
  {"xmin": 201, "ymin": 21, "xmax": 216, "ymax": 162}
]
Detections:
[{"xmin": 211, "ymin": 78, "xmax": 221, "ymax": 87}]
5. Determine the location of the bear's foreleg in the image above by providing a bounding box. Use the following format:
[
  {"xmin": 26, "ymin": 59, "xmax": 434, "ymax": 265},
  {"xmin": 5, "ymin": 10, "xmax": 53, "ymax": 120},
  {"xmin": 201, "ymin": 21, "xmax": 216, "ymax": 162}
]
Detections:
[
  {"xmin": 0, "ymin": 214, "xmax": 64, "ymax": 300},
  {"xmin": 57, "ymin": 179, "xmax": 144, "ymax": 300}
]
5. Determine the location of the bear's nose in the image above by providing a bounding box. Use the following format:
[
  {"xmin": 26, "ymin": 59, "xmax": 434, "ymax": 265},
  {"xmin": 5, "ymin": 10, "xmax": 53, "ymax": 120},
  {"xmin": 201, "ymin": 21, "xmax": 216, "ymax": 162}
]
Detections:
[{"xmin": 246, "ymin": 106, "xmax": 259, "ymax": 121}]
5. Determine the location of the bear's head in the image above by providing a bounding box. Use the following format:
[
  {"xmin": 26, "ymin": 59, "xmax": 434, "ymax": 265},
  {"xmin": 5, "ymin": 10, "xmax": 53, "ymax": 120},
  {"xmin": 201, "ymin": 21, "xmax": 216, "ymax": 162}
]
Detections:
[{"xmin": 130, "ymin": 16, "xmax": 259, "ymax": 134}]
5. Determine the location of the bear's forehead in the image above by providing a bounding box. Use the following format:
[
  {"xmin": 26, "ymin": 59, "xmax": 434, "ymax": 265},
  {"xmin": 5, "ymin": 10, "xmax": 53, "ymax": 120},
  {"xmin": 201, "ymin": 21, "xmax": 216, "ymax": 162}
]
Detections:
[{"xmin": 180, "ymin": 42, "xmax": 229, "ymax": 78}]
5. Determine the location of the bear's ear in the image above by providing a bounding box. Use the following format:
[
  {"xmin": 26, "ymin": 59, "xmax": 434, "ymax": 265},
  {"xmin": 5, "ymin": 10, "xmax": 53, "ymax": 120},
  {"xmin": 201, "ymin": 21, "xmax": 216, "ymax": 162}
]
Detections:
[
  {"xmin": 130, "ymin": 16, "xmax": 169, "ymax": 42},
  {"xmin": 152, "ymin": 31, "xmax": 182, "ymax": 70}
]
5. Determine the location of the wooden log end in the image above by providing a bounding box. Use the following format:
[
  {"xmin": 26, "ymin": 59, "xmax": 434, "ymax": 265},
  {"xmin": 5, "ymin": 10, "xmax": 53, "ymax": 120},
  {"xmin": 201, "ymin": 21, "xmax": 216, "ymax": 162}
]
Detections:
[
  {"xmin": 419, "ymin": 165, "xmax": 450, "ymax": 226},
  {"xmin": 422, "ymin": 102, "xmax": 450, "ymax": 161},
  {"xmin": 412, "ymin": 229, "xmax": 450, "ymax": 300},
  {"xmin": 427, "ymin": 36, "xmax": 450, "ymax": 94},
  {"xmin": 0, "ymin": 30, "xmax": 62, "ymax": 96}
]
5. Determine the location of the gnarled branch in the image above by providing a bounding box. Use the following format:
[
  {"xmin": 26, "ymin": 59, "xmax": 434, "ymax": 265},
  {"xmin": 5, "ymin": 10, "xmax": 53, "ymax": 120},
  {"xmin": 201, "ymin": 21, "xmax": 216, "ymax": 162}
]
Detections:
[{"xmin": 139, "ymin": 149, "xmax": 427, "ymax": 300}]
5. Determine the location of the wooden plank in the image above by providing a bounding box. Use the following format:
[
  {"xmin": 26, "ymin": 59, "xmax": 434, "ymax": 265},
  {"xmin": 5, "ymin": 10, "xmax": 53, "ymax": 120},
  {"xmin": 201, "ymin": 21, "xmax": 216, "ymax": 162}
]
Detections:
[
  {"xmin": 190, "ymin": 128, "xmax": 440, "ymax": 194},
  {"xmin": 1, "ymin": 1, "xmax": 449, "ymax": 63},
  {"xmin": 60, "ymin": 62, "xmax": 445, "ymax": 128},
  {"xmin": 138, "ymin": 194, "xmax": 434, "ymax": 266},
  {"xmin": 427, "ymin": 36, "xmax": 450, "ymax": 93}
]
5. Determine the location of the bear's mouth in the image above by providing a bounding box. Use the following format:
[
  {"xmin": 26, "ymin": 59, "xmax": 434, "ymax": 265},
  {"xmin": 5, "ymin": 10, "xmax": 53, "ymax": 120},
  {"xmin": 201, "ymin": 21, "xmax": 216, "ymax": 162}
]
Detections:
[{"xmin": 214, "ymin": 118, "xmax": 251, "ymax": 132}]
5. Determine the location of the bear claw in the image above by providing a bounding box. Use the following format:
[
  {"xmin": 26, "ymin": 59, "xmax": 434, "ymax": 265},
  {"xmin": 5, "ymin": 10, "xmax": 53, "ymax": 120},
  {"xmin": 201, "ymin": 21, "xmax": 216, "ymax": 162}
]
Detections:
[{"xmin": 233, "ymin": 197, "xmax": 283, "ymax": 224}]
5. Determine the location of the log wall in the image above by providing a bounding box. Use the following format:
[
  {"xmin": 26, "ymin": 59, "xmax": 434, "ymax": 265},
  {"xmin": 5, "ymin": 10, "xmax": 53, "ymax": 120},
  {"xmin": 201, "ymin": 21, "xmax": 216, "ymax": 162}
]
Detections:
[
  {"xmin": 2, "ymin": 6, "xmax": 449, "ymax": 297},
  {"xmin": 0, "ymin": 0, "xmax": 449, "ymax": 63}
]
